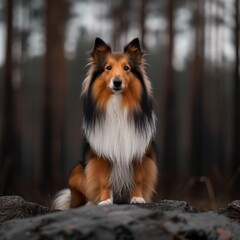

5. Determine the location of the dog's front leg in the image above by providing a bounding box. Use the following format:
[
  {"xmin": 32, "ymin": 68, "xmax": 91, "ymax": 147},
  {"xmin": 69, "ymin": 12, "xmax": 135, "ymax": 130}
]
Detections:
[
  {"xmin": 131, "ymin": 156, "xmax": 157, "ymax": 204},
  {"xmin": 85, "ymin": 157, "xmax": 113, "ymax": 205},
  {"xmin": 131, "ymin": 160, "xmax": 146, "ymax": 204}
]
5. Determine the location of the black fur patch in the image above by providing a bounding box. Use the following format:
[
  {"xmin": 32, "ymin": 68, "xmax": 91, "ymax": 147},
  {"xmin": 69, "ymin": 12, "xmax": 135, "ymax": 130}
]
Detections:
[
  {"xmin": 79, "ymin": 137, "xmax": 90, "ymax": 167},
  {"xmin": 83, "ymin": 66, "xmax": 105, "ymax": 130},
  {"xmin": 130, "ymin": 66, "xmax": 155, "ymax": 135}
]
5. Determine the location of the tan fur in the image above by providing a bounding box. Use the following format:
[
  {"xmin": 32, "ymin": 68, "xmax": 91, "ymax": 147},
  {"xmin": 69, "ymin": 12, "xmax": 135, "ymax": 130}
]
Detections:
[
  {"xmin": 68, "ymin": 151, "xmax": 112, "ymax": 206},
  {"xmin": 131, "ymin": 155, "xmax": 158, "ymax": 202},
  {"xmin": 142, "ymin": 156, "xmax": 158, "ymax": 201},
  {"xmin": 92, "ymin": 76, "xmax": 112, "ymax": 110},
  {"xmin": 68, "ymin": 164, "xmax": 86, "ymax": 207},
  {"xmin": 122, "ymin": 72, "xmax": 142, "ymax": 111},
  {"xmin": 85, "ymin": 157, "xmax": 112, "ymax": 203}
]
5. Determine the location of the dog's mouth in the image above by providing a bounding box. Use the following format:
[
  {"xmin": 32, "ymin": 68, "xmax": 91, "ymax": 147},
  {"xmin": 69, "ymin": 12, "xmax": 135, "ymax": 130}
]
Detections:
[{"xmin": 112, "ymin": 86, "xmax": 123, "ymax": 93}]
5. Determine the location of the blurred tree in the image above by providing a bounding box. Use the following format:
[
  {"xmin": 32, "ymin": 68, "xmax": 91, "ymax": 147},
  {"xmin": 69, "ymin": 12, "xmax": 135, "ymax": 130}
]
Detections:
[
  {"xmin": 161, "ymin": 0, "xmax": 176, "ymax": 196},
  {"xmin": 111, "ymin": 0, "xmax": 130, "ymax": 49},
  {"xmin": 42, "ymin": 0, "xmax": 68, "ymax": 189},
  {"xmin": 140, "ymin": 0, "xmax": 148, "ymax": 50},
  {"xmin": 18, "ymin": 0, "xmax": 30, "ymax": 84},
  {"xmin": 231, "ymin": 0, "xmax": 240, "ymax": 196},
  {"xmin": 189, "ymin": 0, "xmax": 205, "ymax": 177},
  {"xmin": 214, "ymin": 0, "xmax": 225, "ymax": 174},
  {"xmin": 0, "ymin": 0, "xmax": 19, "ymax": 194}
]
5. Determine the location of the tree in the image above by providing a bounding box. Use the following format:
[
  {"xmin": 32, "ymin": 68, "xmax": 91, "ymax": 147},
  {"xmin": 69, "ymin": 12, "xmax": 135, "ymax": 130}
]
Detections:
[
  {"xmin": 161, "ymin": 0, "xmax": 176, "ymax": 196},
  {"xmin": 0, "ymin": 0, "xmax": 19, "ymax": 194},
  {"xmin": 189, "ymin": 0, "xmax": 205, "ymax": 176},
  {"xmin": 111, "ymin": 0, "xmax": 130, "ymax": 50},
  {"xmin": 41, "ymin": 0, "xmax": 68, "ymax": 189},
  {"xmin": 231, "ymin": 0, "xmax": 240, "ymax": 196},
  {"xmin": 140, "ymin": 0, "xmax": 148, "ymax": 50}
]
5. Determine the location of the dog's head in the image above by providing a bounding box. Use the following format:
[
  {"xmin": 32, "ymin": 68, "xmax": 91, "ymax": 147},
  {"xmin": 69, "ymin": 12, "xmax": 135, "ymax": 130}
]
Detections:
[
  {"xmin": 91, "ymin": 38, "xmax": 143, "ymax": 94},
  {"xmin": 83, "ymin": 38, "xmax": 152, "ymax": 111}
]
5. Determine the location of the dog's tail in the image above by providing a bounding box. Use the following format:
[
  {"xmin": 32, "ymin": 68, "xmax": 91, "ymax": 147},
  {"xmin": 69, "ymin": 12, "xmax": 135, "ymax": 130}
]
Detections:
[{"xmin": 52, "ymin": 189, "xmax": 71, "ymax": 210}]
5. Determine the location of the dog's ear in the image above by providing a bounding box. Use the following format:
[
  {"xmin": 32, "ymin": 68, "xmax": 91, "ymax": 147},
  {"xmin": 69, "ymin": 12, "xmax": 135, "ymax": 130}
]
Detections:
[
  {"xmin": 91, "ymin": 38, "xmax": 111, "ymax": 63},
  {"xmin": 124, "ymin": 38, "xmax": 142, "ymax": 61}
]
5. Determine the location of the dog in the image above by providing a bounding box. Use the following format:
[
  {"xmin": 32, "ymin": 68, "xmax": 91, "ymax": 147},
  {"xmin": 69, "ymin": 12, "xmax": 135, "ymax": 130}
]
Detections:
[{"xmin": 52, "ymin": 37, "xmax": 158, "ymax": 209}]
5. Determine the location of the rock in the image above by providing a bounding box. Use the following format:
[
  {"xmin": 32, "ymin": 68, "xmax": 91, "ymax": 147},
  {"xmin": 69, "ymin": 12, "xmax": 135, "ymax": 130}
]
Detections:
[
  {"xmin": 0, "ymin": 196, "xmax": 54, "ymax": 223},
  {"xmin": 0, "ymin": 196, "xmax": 240, "ymax": 240},
  {"xmin": 217, "ymin": 200, "xmax": 240, "ymax": 221},
  {"xmin": 134, "ymin": 199, "xmax": 198, "ymax": 213}
]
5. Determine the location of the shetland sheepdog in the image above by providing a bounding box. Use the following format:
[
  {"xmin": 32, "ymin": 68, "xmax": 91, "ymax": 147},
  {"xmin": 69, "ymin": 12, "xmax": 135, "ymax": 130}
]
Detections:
[{"xmin": 52, "ymin": 38, "xmax": 158, "ymax": 209}]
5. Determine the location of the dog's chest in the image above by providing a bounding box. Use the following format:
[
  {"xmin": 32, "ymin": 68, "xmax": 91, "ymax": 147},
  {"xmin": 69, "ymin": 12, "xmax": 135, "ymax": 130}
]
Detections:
[{"xmin": 86, "ymin": 95, "xmax": 151, "ymax": 164}]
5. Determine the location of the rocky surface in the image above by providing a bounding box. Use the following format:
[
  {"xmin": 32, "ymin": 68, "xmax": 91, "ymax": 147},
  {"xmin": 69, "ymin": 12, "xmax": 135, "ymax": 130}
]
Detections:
[
  {"xmin": 217, "ymin": 200, "xmax": 240, "ymax": 221},
  {"xmin": 0, "ymin": 196, "xmax": 55, "ymax": 223},
  {"xmin": 0, "ymin": 196, "xmax": 240, "ymax": 240}
]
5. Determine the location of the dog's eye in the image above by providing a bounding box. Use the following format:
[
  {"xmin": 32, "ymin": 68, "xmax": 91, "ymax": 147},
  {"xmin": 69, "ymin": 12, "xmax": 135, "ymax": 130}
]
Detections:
[
  {"xmin": 106, "ymin": 66, "xmax": 112, "ymax": 71},
  {"xmin": 124, "ymin": 66, "xmax": 130, "ymax": 71}
]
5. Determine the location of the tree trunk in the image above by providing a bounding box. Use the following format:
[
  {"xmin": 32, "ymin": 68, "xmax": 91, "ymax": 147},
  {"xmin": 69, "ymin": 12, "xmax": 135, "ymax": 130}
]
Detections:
[
  {"xmin": 231, "ymin": 0, "xmax": 240, "ymax": 196},
  {"xmin": 111, "ymin": 0, "xmax": 130, "ymax": 50},
  {"xmin": 189, "ymin": 0, "xmax": 205, "ymax": 177},
  {"xmin": 0, "ymin": 0, "xmax": 18, "ymax": 194},
  {"xmin": 140, "ymin": 0, "xmax": 148, "ymax": 50},
  {"xmin": 161, "ymin": 0, "xmax": 176, "ymax": 197},
  {"xmin": 215, "ymin": 0, "xmax": 225, "ymax": 174},
  {"xmin": 42, "ymin": 0, "xmax": 68, "ymax": 189}
]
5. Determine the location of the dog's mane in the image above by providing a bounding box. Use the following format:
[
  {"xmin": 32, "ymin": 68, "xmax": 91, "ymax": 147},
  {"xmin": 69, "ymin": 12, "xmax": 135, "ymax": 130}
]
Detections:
[{"xmin": 82, "ymin": 53, "xmax": 155, "ymax": 134}]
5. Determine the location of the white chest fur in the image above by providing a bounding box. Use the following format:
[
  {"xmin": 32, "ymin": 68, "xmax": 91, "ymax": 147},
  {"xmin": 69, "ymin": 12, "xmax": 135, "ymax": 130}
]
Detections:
[{"xmin": 84, "ymin": 94, "xmax": 153, "ymax": 164}]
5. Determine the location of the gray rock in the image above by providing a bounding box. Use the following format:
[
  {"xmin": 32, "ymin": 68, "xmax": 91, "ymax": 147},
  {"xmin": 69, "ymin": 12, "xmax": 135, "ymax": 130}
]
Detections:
[
  {"xmin": 217, "ymin": 200, "xmax": 240, "ymax": 221},
  {"xmin": 0, "ymin": 196, "xmax": 240, "ymax": 240},
  {"xmin": 134, "ymin": 199, "xmax": 198, "ymax": 213},
  {"xmin": 0, "ymin": 196, "xmax": 54, "ymax": 223}
]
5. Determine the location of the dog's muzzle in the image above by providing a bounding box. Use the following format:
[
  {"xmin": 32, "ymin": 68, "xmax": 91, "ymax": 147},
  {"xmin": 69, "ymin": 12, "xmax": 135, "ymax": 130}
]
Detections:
[{"xmin": 110, "ymin": 77, "xmax": 124, "ymax": 92}]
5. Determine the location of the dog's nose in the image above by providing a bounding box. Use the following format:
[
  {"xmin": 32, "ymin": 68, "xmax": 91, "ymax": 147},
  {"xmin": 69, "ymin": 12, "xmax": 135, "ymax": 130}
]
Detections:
[{"xmin": 113, "ymin": 79, "xmax": 122, "ymax": 88}]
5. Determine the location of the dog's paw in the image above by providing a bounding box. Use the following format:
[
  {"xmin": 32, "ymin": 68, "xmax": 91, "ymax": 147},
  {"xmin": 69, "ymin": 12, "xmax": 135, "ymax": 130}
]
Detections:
[
  {"xmin": 98, "ymin": 199, "xmax": 113, "ymax": 206},
  {"xmin": 130, "ymin": 197, "xmax": 146, "ymax": 204}
]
